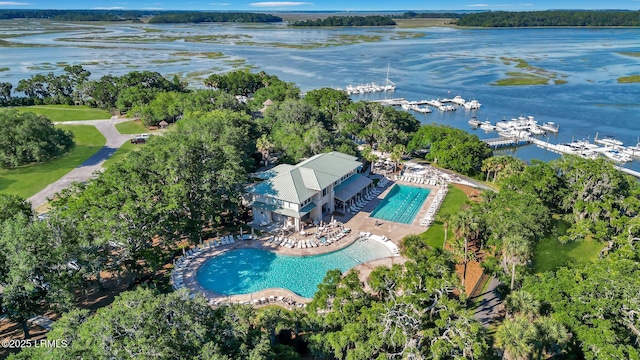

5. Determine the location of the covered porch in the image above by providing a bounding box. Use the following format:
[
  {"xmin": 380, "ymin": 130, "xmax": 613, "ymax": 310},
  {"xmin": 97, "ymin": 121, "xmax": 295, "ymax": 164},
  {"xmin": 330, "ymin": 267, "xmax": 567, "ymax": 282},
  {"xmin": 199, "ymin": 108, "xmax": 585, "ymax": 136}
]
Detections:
[
  {"xmin": 250, "ymin": 201, "xmax": 317, "ymax": 232},
  {"xmin": 333, "ymin": 174, "xmax": 373, "ymax": 214}
]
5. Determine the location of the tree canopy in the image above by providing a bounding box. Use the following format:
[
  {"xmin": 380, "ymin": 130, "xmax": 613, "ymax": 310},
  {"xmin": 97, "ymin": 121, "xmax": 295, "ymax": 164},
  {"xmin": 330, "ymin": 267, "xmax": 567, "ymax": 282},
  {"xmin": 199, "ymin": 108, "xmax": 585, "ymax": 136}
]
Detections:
[
  {"xmin": 290, "ymin": 15, "xmax": 396, "ymax": 27},
  {"xmin": 456, "ymin": 10, "xmax": 640, "ymax": 27},
  {"xmin": 0, "ymin": 110, "xmax": 74, "ymax": 168}
]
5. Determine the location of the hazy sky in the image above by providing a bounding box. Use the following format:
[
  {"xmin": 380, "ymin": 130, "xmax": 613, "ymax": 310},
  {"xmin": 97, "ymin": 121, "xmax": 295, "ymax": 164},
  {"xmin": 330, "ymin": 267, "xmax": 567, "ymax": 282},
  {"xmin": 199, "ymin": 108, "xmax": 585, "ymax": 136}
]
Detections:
[{"xmin": 1, "ymin": 1, "xmax": 639, "ymax": 11}]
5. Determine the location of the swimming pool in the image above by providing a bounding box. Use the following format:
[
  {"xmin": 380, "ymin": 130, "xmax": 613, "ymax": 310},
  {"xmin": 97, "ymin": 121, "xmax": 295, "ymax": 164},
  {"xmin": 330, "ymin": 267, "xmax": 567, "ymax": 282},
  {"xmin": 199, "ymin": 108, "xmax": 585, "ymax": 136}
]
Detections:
[
  {"xmin": 369, "ymin": 184, "xmax": 430, "ymax": 224},
  {"xmin": 196, "ymin": 240, "xmax": 393, "ymax": 298}
]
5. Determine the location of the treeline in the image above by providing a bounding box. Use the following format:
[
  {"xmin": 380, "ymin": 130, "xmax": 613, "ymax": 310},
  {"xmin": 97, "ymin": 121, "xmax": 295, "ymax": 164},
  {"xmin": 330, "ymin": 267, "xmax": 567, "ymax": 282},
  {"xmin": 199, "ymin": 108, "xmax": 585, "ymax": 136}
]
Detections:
[
  {"xmin": 0, "ymin": 9, "xmax": 149, "ymax": 21},
  {"xmin": 148, "ymin": 11, "xmax": 282, "ymax": 24},
  {"xmin": 456, "ymin": 10, "xmax": 640, "ymax": 27},
  {"xmin": 396, "ymin": 11, "xmax": 463, "ymax": 19},
  {"xmin": 289, "ymin": 15, "xmax": 396, "ymax": 27}
]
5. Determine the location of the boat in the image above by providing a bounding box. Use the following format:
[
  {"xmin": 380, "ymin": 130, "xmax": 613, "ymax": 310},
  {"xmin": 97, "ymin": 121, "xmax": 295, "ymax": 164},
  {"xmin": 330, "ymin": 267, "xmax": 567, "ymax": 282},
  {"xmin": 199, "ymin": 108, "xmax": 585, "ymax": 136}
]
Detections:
[
  {"xmin": 529, "ymin": 126, "xmax": 546, "ymax": 135},
  {"xmin": 451, "ymin": 96, "xmax": 466, "ymax": 105},
  {"xmin": 438, "ymin": 104, "xmax": 456, "ymax": 111},
  {"xmin": 622, "ymin": 140, "xmax": 640, "ymax": 158},
  {"xmin": 603, "ymin": 149, "xmax": 632, "ymax": 163},
  {"xmin": 410, "ymin": 105, "xmax": 432, "ymax": 113},
  {"xmin": 463, "ymin": 99, "xmax": 481, "ymax": 110},
  {"xmin": 468, "ymin": 117, "xmax": 481, "ymax": 127},
  {"xmin": 541, "ymin": 122, "xmax": 559, "ymax": 133},
  {"xmin": 343, "ymin": 64, "xmax": 396, "ymax": 95},
  {"xmin": 594, "ymin": 134, "xmax": 623, "ymax": 148},
  {"xmin": 479, "ymin": 121, "xmax": 496, "ymax": 131}
]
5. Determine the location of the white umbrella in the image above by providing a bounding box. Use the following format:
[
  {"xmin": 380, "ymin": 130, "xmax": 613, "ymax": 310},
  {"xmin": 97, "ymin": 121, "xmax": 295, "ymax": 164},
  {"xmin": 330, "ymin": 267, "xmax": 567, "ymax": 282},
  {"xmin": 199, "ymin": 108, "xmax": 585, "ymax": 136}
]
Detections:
[
  {"xmin": 251, "ymin": 227, "xmax": 255, "ymax": 236},
  {"xmin": 240, "ymin": 227, "xmax": 243, "ymax": 239}
]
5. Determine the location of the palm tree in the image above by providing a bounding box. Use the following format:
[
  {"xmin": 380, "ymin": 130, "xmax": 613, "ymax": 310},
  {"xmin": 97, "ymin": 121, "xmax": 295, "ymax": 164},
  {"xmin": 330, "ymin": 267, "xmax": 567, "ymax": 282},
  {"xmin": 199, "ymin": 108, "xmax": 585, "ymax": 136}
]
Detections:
[
  {"xmin": 256, "ymin": 135, "xmax": 273, "ymax": 167},
  {"xmin": 390, "ymin": 144, "xmax": 405, "ymax": 173},
  {"xmin": 451, "ymin": 209, "xmax": 479, "ymax": 287},
  {"xmin": 505, "ymin": 290, "xmax": 540, "ymax": 320},
  {"xmin": 495, "ymin": 317, "xmax": 537, "ymax": 360},
  {"xmin": 361, "ymin": 144, "xmax": 379, "ymax": 172},
  {"xmin": 534, "ymin": 316, "xmax": 570, "ymax": 360},
  {"xmin": 502, "ymin": 235, "xmax": 532, "ymax": 290},
  {"xmin": 436, "ymin": 212, "xmax": 453, "ymax": 250}
]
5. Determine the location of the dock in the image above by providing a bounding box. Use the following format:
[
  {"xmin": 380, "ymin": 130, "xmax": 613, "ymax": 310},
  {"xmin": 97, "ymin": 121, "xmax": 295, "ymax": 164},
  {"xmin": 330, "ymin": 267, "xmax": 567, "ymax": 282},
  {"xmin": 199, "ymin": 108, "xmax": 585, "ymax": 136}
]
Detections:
[
  {"xmin": 619, "ymin": 167, "xmax": 640, "ymax": 178},
  {"xmin": 482, "ymin": 137, "xmax": 531, "ymax": 149}
]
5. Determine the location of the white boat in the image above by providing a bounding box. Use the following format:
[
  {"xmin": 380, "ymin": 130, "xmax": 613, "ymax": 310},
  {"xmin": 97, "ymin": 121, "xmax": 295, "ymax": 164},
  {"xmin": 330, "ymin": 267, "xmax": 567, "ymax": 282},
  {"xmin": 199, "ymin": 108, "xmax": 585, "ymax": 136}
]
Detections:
[
  {"xmin": 541, "ymin": 122, "xmax": 559, "ymax": 133},
  {"xmin": 463, "ymin": 99, "xmax": 481, "ymax": 110},
  {"xmin": 595, "ymin": 135, "xmax": 623, "ymax": 148},
  {"xmin": 529, "ymin": 126, "xmax": 546, "ymax": 135},
  {"xmin": 438, "ymin": 104, "xmax": 456, "ymax": 111},
  {"xmin": 410, "ymin": 105, "xmax": 432, "ymax": 113},
  {"xmin": 480, "ymin": 121, "xmax": 496, "ymax": 131},
  {"xmin": 451, "ymin": 96, "xmax": 466, "ymax": 105},
  {"xmin": 468, "ymin": 117, "xmax": 481, "ymax": 126},
  {"xmin": 622, "ymin": 141, "xmax": 640, "ymax": 158},
  {"xmin": 603, "ymin": 149, "xmax": 632, "ymax": 163}
]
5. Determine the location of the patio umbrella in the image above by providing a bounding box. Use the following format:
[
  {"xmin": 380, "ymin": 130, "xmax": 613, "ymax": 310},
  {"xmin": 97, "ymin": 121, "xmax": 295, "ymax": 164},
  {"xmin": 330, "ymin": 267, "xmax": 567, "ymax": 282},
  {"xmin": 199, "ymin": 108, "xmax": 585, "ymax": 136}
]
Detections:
[
  {"xmin": 251, "ymin": 227, "xmax": 254, "ymax": 236},
  {"xmin": 240, "ymin": 227, "xmax": 243, "ymax": 239}
]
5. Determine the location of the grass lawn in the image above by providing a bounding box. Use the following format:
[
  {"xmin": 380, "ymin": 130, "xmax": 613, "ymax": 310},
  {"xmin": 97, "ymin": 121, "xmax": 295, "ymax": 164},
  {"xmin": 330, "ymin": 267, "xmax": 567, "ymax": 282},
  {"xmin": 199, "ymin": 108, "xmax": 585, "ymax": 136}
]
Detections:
[
  {"xmin": 0, "ymin": 125, "xmax": 105, "ymax": 199},
  {"xmin": 7, "ymin": 105, "xmax": 111, "ymax": 122},
  {"xmin": 419, "ymin": 185, "xmax": 469, "ymax": 249},
  {"xmin": 115, "ymin": 120, "xmax": 148, "ymax": 135},
  {"xmin": 532, "ymin": 217, "xmax": 604, "ymax": 273},
  {"xmin": 102, "ymin": 141, "xmax": 144, "ymax": 168}
]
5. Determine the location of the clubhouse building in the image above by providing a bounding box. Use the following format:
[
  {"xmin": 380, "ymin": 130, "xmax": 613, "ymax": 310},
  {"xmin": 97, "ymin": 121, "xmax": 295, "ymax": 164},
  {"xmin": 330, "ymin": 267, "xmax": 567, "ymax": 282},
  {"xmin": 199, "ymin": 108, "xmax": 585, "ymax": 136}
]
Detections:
[{"xmin": 247, "ymin": 152, "xmax": 374, "ymax": 231}]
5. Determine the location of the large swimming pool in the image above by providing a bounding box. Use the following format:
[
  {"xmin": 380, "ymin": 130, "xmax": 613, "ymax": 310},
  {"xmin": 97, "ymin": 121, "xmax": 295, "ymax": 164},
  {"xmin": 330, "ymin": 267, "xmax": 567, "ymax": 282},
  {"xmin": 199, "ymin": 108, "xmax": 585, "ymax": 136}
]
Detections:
[
  {"xmin": 369, "ymin": 185, "xmax": 430, "ymax": 224},
  {"xmin": 196, "ymin": 240, "xmax": 393, "ymax": 298}
]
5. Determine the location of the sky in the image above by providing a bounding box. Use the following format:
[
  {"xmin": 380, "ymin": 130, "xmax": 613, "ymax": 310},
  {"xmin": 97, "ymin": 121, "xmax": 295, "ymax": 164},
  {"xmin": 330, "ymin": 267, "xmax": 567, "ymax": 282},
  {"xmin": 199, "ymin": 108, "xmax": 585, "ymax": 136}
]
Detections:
[{"xmin": 1, "ymin": 1, "xmax": 639, "ymax": 11}]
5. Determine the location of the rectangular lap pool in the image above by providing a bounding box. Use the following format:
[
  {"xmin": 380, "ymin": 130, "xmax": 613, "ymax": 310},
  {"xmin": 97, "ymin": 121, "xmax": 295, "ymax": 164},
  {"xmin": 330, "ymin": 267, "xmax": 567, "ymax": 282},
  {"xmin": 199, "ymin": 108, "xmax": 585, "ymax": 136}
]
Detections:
[{"xmin": 369, "ymin": 184, "xmax": 430, "ymax": 224}]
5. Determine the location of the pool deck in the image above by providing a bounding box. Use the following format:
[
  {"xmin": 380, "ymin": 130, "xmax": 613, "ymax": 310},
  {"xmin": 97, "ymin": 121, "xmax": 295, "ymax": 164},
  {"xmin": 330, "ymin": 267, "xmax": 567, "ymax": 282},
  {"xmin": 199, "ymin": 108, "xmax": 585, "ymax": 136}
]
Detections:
[{"xmin": 179, "ymin": 178, "xmax": 446, "ymax": 307}]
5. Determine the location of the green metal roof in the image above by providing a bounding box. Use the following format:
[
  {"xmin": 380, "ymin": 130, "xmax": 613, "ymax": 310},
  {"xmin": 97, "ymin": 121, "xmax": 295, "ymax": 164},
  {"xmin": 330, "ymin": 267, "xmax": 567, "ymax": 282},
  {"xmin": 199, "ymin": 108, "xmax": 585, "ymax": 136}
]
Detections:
[
  {"xmin": 334, "ymin": 174, "xmax": 373, "ymax": 202},
  {"xmin": 249, "ymin": 152, "xmax": 362, "ymax": 204}
]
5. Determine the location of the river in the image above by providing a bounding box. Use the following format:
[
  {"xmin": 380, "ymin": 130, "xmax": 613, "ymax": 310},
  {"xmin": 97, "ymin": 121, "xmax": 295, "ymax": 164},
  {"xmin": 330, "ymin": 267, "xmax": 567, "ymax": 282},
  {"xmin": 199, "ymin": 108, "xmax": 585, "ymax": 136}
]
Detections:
[{"xmin": 1, "ymin": 21, "xmax": 639, "ymax": 170}]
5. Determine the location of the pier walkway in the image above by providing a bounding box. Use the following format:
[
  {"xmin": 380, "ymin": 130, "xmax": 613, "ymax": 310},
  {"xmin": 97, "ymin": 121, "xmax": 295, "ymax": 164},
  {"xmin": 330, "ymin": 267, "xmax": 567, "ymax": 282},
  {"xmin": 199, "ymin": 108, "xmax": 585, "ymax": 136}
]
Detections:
[{"xmin": 482, "ymin": 137, "xmax": 531, "ymax": 149}]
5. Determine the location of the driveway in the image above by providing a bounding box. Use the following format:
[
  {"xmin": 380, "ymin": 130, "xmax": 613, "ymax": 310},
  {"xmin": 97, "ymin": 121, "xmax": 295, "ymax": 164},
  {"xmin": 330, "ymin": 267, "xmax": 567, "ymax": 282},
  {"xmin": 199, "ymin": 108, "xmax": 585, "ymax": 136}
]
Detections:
[
  {"xmin": 472, "ymin": 276, "xmax": 501, "ymax": 327},
  {"xmin": 28, "ymin": 118, "xmax": 144, "ymax": 209}
]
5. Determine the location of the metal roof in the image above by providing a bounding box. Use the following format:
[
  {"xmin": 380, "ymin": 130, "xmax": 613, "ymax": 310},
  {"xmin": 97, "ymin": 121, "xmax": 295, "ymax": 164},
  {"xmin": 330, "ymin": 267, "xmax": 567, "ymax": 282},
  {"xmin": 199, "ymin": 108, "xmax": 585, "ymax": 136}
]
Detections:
[
  {"xmin": 249, "ymin": 152, "xmax": 362, "ymax": 204},
  {"xmin": 334, "ymin": 174, "xmax": 372, "ymax": 202}
]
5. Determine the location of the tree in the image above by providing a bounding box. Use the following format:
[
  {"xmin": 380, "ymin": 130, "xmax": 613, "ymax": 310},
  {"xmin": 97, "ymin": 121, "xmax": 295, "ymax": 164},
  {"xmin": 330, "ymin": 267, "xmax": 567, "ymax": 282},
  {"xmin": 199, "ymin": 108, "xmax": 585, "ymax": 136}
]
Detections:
[
  {"xmin": 390, "ymin": 144, "xmax": 405, "ymax": 172},
  {"xmin": 0, "ymin": 214, "xmax": 80, "ymax": 339},
  {"xmin": 303, "ymin": 87, "xmax": 351, "ymax": 123},
  {"xmin": 495, "ymin": 317, "xmax": 537, "ymax": 360},
  {"xmin": 0, "ymin": 110, "xmax": 74, "ymax": 168},
  {"xmin": 436, "ymin": 212, "xmax": 453, "ymax": 249},
  {"xmin": 15, "ymin": 288, "xmax": 286, "ymax": 359},
  {"xmin": 0, "ymin": 81, "xmax": 12, "ymax": 101},
  {"xmin": 256, "ymin": 134, "xmax": 274, "ymax": 167},
  {"xmin": 0, "ymin": 194, "xmax": 33, "ymax": 223},
  {"xmin": 451, "ymin": 209, "xmax": 481, "ymax": 286},
  {"xmin": 502, "ymin": 235, "xmax": 532, "ymax": 290}
]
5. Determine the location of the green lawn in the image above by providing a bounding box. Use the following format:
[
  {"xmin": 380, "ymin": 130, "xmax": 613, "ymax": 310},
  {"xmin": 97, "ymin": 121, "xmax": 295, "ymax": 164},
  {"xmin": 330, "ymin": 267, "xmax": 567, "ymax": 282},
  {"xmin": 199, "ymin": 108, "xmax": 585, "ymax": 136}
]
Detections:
[
  {"xmin": 532, "ymin": 217, "xmax": 604, "ymax": 273},
  {"xmin": 8, "ymin": 105, "xmax": 111, "ymax": 122},
  {"xmin": 115, "ymin": 120, "xmax": 149, "ymax": 134},
  {"xmin": 102, "ymin": 141, "xmax": 144, "ymax": 168},
  {"xmin": 419, "ymin": 185, "xmax": 469, "ymax": 249},
  {"xmin": 0, "ymin": 125, "xmax": 105, "ymax": 199}
]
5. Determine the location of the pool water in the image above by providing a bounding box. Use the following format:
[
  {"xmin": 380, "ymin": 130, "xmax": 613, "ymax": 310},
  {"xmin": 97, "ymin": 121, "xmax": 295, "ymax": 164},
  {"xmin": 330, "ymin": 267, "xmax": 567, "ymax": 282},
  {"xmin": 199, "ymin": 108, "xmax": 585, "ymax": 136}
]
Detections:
[
  {"xmin": 196, "ymin": 240, "xmax": 393, "ymax": 298},
  {"xmin": 369, "ymin": 185, "xmax": 430, "ymax": 224}
]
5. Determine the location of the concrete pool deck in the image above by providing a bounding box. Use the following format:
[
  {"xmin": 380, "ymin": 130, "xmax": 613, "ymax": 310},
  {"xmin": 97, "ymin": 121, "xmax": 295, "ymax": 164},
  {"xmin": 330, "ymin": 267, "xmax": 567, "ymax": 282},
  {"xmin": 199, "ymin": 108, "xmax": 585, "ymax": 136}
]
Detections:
[{"xmin": 179, "ymin": 179, "xmax": 447, "ymax": 306}]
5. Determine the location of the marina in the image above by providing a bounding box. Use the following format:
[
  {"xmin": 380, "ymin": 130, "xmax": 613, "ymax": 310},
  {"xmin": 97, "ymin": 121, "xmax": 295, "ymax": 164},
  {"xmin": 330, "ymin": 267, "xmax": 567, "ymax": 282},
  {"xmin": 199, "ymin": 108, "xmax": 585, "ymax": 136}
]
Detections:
[{"xmin": 373, "ymin": 95, "xmax": 481, "ymax": 115}]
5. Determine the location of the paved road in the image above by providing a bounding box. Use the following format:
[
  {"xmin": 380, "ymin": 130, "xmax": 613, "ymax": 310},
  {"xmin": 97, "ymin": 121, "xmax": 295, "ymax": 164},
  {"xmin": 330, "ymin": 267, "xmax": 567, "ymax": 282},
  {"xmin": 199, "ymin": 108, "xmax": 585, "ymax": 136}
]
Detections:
[
  {"xmin": 472, "ymin": 276, "xmax": 501, "ymax": 327},
  {"xmin": 27, "ymin": 118, "xmax": 141, "ymax": 209}
]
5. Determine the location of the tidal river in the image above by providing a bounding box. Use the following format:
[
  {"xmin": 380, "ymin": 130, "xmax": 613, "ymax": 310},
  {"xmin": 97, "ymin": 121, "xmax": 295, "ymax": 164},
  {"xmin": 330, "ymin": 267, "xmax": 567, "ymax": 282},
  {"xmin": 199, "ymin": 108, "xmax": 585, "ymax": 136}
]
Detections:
[{"xmin": 1, "ymin": 21, "xmax": 639, "ymax": 171}]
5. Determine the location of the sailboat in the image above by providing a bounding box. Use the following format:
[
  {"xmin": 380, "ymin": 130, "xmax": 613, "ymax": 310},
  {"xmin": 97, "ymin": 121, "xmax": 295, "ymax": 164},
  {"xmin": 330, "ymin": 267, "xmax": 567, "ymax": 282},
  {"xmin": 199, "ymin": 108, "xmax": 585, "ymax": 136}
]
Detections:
[{"xmin": 382, "ymin": 64, "xmax": 396, "ymax": 92}]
